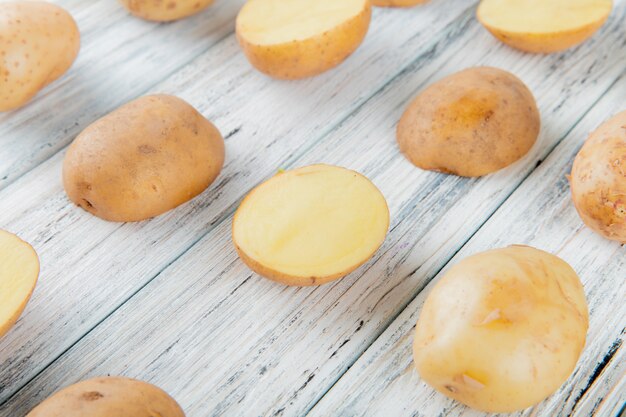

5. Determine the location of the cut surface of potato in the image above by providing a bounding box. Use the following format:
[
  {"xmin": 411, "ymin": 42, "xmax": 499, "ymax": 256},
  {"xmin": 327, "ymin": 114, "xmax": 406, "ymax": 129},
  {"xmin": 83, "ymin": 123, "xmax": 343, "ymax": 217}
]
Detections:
[
  {"xmin": 477, "ymin": 0, "xmax": 613, "ymax": 53},
  {"xmin": 0, "ymin": 230, "xmax": 39, "ymax": 338},
  {"xmin": 570, "ymin": 110, "xmax": 626, "ymax": 243},
  {"xmin": 413, "ymin": 245, "xmax": 589, "ymax": 413},
  {"xmin": 233, "ymin": 165, "xmax": 389, "ymax": 286},
  {"xmin": 26, "ymin": 376, "xmax": 185, "ymax": 417},
  {"xmin": 236, "ymin": 0, "xmax": 371, "ymax": 79}
]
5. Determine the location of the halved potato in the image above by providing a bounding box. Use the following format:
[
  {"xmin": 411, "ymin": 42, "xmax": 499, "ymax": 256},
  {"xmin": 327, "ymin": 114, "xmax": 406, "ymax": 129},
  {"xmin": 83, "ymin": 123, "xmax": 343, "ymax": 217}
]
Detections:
[
  {"xmin": 477, "ymin": 0, "xmax": 613, "ymax": 53},
  {"xmin": 372, "ymin": 0, "xmax": 428, "ymax": 7},
  {"xmin": 413, "ymin": 245, "xmax": 589, "ymax": 413},
  {"xmin": 26, "ymin": 377, "xmax": 185, "ymax": 417},
  {"xmin": 236, "ymin": 0, "xmax": 371, "ymax": 79},
  {"xmin": 232, "ymin": 165, "xmax": 389, "ymax": 286},
  {"xmin": 0, "ymin": 230, "xmax": 39, "ymax": 339}
]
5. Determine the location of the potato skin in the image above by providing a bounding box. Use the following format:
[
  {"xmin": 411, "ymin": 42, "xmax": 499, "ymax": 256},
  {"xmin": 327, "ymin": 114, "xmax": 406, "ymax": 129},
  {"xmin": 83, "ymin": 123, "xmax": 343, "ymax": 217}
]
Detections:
[
  {"xmin": 63, "ymin": 95, "xmax": 225, "ymax": 222},
  {"xmin": 26, "ymin": 377, "xmax": 185, "ymax": 417},
  {"xmin": 570, "ymin": 111, "xmax": 626, "ymax": 243},
  {"xmin": 0, "ymin": 2, "xmax": 80, "ymax": 112},
  {"xmin": 372, "ymin": 0, "xmax": 428, "ymax": 7},
  {"xmin": 119, "ymin": 0, "xmax": 214, "ymax": 22},
  {"xmin": 413, "ymin": 246, "xmax": 588, "ymax": 413},
  {"xmin": 397, "ymin": 66, "xmax": 540, "ymax": 177},
  {"xmin": 236, "ymin": 4, "xmax": 371, "ymax": 80}
]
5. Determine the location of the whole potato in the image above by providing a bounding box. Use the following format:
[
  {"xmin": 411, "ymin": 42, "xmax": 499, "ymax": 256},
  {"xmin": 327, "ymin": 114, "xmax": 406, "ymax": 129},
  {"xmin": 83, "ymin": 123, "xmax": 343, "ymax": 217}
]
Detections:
[
  {"xmin": 119, "ymin": 0, "xmax": 215, "ymax": 22},
  {"xmin": 0, "ymin": 1, "xmax": 80, "ymax": 112},
  {"xmin": 413, "ymin": 245, "xmax": 589, "ymax": 413},
  {"xmin": 26, "ymin": 377, "xmax": 185, "ymax": 417},
  {"xmin": 372, "ymin": 0, "xmax": 428, "ymax": 7},
  {"xmin": 570, "ymin": 110, "xmax": 626, "ymax": 243},
  {"xmin": 397, "ymin": 67, "xmax": 540, "ymax": 177},
  {"xmin": 236, "ymin": 0, "xmax": 371, "ymax": 79},
  {"xmin": 63, "ymin": 95, "xmax": 225, "ymax": 222}
]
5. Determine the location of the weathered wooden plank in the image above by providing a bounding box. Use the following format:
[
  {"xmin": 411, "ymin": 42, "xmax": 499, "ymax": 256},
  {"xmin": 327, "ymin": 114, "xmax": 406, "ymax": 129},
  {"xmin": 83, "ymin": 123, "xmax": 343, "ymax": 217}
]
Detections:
[
  {"xmin": 308, "ymin": 75, "xmax": 626, "ymax": 417},
  {"xmin": 2, "ymin": 4, "xmax": 623, "ymax": 416},
  {"xmin": 0, "ymin": 0, "xmax": 483, "ymax": 406},
  {"xmin": 0, "ymin": 0, "xmax": 244, "ymax": 190}
]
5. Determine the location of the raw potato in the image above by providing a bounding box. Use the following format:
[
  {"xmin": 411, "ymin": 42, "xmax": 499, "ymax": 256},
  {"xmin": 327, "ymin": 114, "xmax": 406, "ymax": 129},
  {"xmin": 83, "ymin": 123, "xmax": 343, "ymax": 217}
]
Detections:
[
  {"xmin": 477, "ymin": 0, "xmax": 613, "ymax": 53},
  {"xmin": 26, "ymin": 376, "xmax": 185, "ymax": 417},
  {"xmin": 119, "ymin": 0, "xmax": 215, "ymax": 22},
  {"xmin": 232, "ymin": 165, "xmax": 389, "ymax": 286},
  {"xmin": 0, "ymin": 230, "xmax": 39, "ymax": 339},
  {"xmin": 413, "ymin": 246, "xmax": 589, "ymax": 413},
  {"xmin": 570, "ymin": 111, "xmax": 626, "ymax": 244},
  {"xmin": 63, "ymin": 95, "xmax": 225, "ymax": 222},
  {"xmin": 236, "ymin": 0, "xmax": 371, "ymax": 79},
  {"xmin": 0, "ymin": 1, "xmax": 80, "ymax": 112},
  {"xmin": 372, "ymin": 0, "xmax": 428, "ymax": 7},
  {"xmin": 397, "ymin": 66, "xmax": 540, "ymax": 177}
]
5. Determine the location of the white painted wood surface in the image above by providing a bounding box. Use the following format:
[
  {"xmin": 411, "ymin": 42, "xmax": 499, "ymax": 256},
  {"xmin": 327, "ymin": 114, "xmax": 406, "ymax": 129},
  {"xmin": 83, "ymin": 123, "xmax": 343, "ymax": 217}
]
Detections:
[{"xmin": 0, "ymin": 1, "xmax": 624, "ymax": 416}]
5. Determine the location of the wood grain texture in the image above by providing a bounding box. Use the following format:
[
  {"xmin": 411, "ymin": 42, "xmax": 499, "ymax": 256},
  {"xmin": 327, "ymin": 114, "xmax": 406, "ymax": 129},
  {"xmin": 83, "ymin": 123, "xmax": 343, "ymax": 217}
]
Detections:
[
  {"xmin": 309, "ymin": 76, "xmax": 626, "ymax": 417},
  {"xmin": 0, "ymin": 1, "xmax": 624, "ymax": 416}
]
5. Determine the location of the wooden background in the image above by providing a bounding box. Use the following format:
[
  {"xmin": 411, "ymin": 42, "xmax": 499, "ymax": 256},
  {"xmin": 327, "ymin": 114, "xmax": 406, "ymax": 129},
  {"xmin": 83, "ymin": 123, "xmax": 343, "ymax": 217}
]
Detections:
[{"xmin": 0, "ymin": 1, "xmax": 624, "ymax": 416}]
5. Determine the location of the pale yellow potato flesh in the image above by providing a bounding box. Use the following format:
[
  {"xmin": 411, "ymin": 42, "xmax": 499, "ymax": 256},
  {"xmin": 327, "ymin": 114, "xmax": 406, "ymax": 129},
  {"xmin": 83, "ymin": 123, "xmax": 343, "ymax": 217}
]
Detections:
[
  {"xmin": 26, "ymin": 377, "xmax": 185, "ymax": 417},
  {"xmin": 477, "ymin": 0, "xmax": 613, "ymax": 53},
  {"xmin": 232, "ymin": 165, "xmax": 389, "ymax": 286},
  {"xmin": 372, "ymin": 0, "xmax": 429, "ymax": 7},
  {"xmin": 570, "ymin": 110, "xmax": 626, "ymax": 244},
  {"xmin": 0, "ymin": 230, "xmax": 39, "ymax": 339},
  {"xmin": 413, "ymin": 246, "xmax": 589, "ymax": 413},
  {"xmin": 236, "ymin": 0, "xmax": 371, "ymax": 79},
  {"xmin": 118, "ymin": 0, "xmax": 214, "ymax": 22},
  {"xmin": 0, "ymin": 1, "xmax": 80, "ymax": 112}
]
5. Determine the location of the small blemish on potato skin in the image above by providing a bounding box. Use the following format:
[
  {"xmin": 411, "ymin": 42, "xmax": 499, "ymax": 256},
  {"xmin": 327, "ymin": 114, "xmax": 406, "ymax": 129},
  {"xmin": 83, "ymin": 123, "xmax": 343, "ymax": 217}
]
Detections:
[{"xmin": 81, "ymin": 391, "xmax": 104, "ymax": 401}]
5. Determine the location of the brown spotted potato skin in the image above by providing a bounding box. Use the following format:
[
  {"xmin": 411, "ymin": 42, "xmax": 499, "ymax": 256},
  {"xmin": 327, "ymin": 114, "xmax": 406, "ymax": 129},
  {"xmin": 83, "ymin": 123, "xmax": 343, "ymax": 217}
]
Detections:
[
  {"xmin": 372, "ymin": 0, "xmax": 429, "ymax": 7},
  {"xmin": 236, "ymin": 4, "xmax": 371, "ymax": 80},
  {"xmin": 119, "ymin": 0, "xmax": 214, "ymax": 22},
  {"xmin": 26, "ymin": 377, "xmax": 185, "ymax": 417},
  {"xmin": 397, "ymin": 66, "xmax": 540, "ymax": 177},
  {"xmin": 570, "ymin": 111, "xmax": 626, "ymax": 243},
  {"xmin": 0, "ymin": 1, "xmax": 80, "ymax": 112},
  {"xmin": 63, "ymin": 95, "xmax": 225, "ymax": 222}
]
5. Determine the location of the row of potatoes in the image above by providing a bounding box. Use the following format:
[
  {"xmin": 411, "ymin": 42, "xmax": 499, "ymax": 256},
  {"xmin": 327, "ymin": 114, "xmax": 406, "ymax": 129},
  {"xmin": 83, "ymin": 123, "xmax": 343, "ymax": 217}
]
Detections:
[{"xmin": 1, "ymin": 0, "xmax": 624, "ymax": 416}]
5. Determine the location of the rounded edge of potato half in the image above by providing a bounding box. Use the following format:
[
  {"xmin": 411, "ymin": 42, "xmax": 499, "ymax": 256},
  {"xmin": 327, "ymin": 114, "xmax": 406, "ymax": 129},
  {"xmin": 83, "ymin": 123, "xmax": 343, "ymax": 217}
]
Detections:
[
  {"xmin": 0, "ymin": 230, "xmax": 40, "ymax": 339},
  {"xmin": 372, "ymin": 0, "xmax": 429, "ymax": 7},
  {"xmin": 26, "ymin": 376, "xmax": 185, "ymax": 417},
  {"xmin": 0, "ymin": 1, "xmax": 80, "ymax": 112},
  {"xmin": 570, "ymin": 110, "xmax": 626, "ymax": 244},
  {"xmin": 413, "ymin": 245, "xmax": 589, "ymax": 413},
  {"xmin": 477, "ymin": 0, "xmax": 613, "ymax": 53},
  {"xmin": 232, "ymin": 164, "xmax": 390, "ymax": 286},
  {"xmin": 397, "ymin": 66, "xmax": 540, "ymax": 177},
  {"xmin": 236, "ymin": 0, "xmax": 372, "ymax": 79},
  {"xmin": 118, "ymin": 0, "xmax": 215, "ymax": 22},
  {"xmin": 62, "ymin": 94, "xmax": 225, "ymax": 222}
]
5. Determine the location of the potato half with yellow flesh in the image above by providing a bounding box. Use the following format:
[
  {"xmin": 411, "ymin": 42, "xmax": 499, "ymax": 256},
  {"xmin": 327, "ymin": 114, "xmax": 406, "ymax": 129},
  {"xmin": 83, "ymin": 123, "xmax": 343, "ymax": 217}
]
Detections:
[
  {"xmin": 118, "ymin": 0, "xmax": 215, "ymax": 22},
  {"xmin": 26, "ymin": 377, "xmax": 185, "ymax": 417},
  {"xmin": 0, "ymin": 230, "xmax": 39, "ymax": 339},
  {"xmin": 232, "ymin": 165, "xmax": 389, "ymax": 286},
  {"xmin": 570, "ymin": 111, "xmax": 626, "ymax": 244},
  {"xmin": 477, "ymin": 0, "xmax": 613, "ymax": 53},
  {"xmin": 413, "ymin": 245, "xmax": 588, "ymax": 413},
  {"xmin": 372, "ymin": 0, "xmax": 428, "ymax": 7},
  {"xmin": 236, "ymin": 0, "xmax": 371, "ymax": 79}
]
